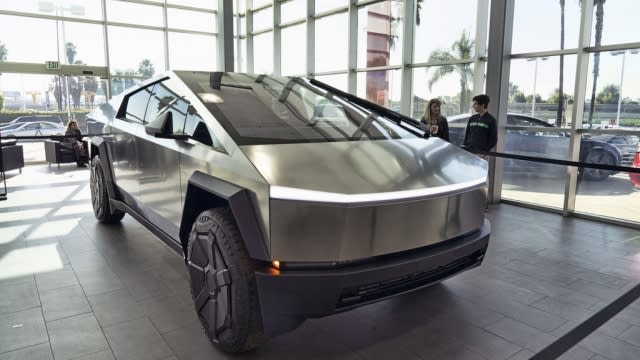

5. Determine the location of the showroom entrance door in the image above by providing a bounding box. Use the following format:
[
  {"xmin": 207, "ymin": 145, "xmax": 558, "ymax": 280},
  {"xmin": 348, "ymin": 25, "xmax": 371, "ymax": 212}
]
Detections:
[{"xmin": 0, "ymin": 63, "xmax": 109, "ymax": 163}]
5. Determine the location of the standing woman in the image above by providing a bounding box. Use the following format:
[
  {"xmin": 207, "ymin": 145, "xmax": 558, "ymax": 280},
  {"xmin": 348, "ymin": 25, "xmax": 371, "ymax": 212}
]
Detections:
[{"xmin": 420, "ymin": 98, "xmax": 450, "ymax": 141}]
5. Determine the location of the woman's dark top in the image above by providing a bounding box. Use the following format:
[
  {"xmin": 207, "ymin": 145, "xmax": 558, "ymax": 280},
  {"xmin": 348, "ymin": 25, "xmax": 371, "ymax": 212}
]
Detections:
[
  {"xmin": 64, "ymin": 128, "xmax": 82, "ymax": 144},
  {"xmin": 420, "ymin": 116, "xmax": 450, "ymax": 141}
]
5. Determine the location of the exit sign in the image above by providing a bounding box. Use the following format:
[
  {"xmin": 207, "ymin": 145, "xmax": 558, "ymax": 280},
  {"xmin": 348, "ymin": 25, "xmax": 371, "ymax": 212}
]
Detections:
[{"xmin": 46, "ymin": 61, "xmax": 60, "ymax": 70}]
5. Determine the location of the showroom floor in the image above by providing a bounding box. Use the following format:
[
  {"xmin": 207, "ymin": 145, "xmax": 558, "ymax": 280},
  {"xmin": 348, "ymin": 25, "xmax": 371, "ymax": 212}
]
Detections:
[{"xmin": 1, "ymin": 164, "xmax": 640, "ymax": 360}]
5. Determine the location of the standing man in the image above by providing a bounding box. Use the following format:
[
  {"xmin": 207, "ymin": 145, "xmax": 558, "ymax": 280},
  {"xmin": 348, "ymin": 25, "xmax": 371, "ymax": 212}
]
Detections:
[{"xmin": 463, "ymin": 94, "xmax": 497, "ymax": 158}]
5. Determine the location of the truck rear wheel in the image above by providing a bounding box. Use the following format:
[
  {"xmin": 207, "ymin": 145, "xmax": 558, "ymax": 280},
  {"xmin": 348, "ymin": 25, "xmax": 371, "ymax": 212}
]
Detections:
[
  {"xmin": 186, "ymin": 208, "xmax": 264, "ymax": 353},
  {"xmin": 90, "ymin": 155, "xmax": 125, "ymax": 223}
]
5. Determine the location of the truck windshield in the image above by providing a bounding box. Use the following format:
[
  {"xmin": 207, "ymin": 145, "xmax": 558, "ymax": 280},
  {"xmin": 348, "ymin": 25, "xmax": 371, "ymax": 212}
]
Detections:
[{"xmin": 179, "ymin": 72, "xmax": 421, "ymax": 146}]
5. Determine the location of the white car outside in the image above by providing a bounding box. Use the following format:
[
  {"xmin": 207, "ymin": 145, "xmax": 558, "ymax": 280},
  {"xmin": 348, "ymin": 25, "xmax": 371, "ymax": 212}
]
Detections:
[{"xmin": 0, "ymin": 121, "xmax": 66, "ymax": 138}]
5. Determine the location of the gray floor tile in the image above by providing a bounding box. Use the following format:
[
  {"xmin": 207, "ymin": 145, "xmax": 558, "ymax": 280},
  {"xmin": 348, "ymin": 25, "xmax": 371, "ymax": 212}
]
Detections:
[
  {"xmin": 0, "ymin": 308, "xmax": 48, "ymax": 354},
  {"xmin": 47, "ymin": 313, "xmax": 109, "ymax": 360},
  {"xmin": 580, "ymin": 333, "xmax": 640, "ymax": 360},
  {"xmin": 455, "ymin": 273, "xmax": 546, "ymax": 306},
  {"xmin": 4, "ymin": 165, "xmax": 640, "ymax": 360},
  {"xmin": 74, "ymin": 267, "xmax": 124, "ymax": 296},
  {"xmin": 66, "ymin": 250, "xmax": 110, "ymax": 271},
  {"xmin": 530, "ymin": 296, "xmax": 596, "ymax": 323},
  {"xmin": 162, "ymin": 323, "xmax": 238, "ymax": 360},
  {"xmin": 60, "ymin": 236, "xmax": 99, "ymax": 256},
  {"xmin": 470, "ymin": 292, "xmax": 568, "ymax": 333},
  {"xmin": 455, "ymin": 324, "xmax": 522, "ymax": 360},
  {"xmin": 611, "ymin": 306, "xmax": 640, "ymax": 328},
  {"xmin": 485, "ymin": 317, "xmax": 555, "ymax": 352},
  {"xmin": 256, "ymin": 323, "xmax": 365, "ymax": 360},
  {"xmin": 40, "ymin": 284, "xmax": 92, "ymax": 322},
  {"xmin": 87, "ymin": 288, "xmax": 145, "ymax": 327},
  {"xmin": 506, "ymin": 349, "xmax": 536, "ymax": 360},
  {"xmin": 0, "ymin": 343, "xmax": 53, "ymax": 360},
  {"xmin": 0, "ymin": 273, "xmax": 34, "ymax": 288},
  {"xmin": 68, "ymin": 350, "xmax": 115, "ymax": 360},
  {"xmin": 511, "ymin": 276, "xmax": 602, "ymax": 309},
  {"xmin": 567, "ymin": 279, "xmax": 628, "ymax": 302},
  {"xmin": 618, "ymin": 325, "xmax": 640, "ymax": 348},
  {"xmin": 574, "ymin": 269, "xmax": 631, "ymax": 290},
  {"xmin": 140, "ymin": 294, "xmax": 199, "ymax": 334},
  {"xmin": 0, "ymin": 280, "xmax": 41, "ymax": 316},
  {"xmin": 556, "ymin": 345, "xmax": 597, "ymax": 360},
  {"xmin": 103, "ymin": 318, "xmax": 173, "ymax": 360},
  {"xmin": 119, "ymin": 268, "xmax": 176, "ymax": 302},
  {"xmin": 353, "ymin": 335, "xmax": 420, "ymax": 360},
  {"xmin": 596, "ymin": 318, "xmax": 632, "ymax": 338},
  {"xmin": 35, "ymin": 267, "xmax": 79, "ymax": 292}
]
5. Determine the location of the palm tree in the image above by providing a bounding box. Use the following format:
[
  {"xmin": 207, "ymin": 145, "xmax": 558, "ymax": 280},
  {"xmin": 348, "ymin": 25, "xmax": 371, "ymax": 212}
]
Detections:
[
  {"xmin": 65, "ymin": 42, "xmax": 77, "ymax": 64},
  {"xmin": 416, "ymin": 0, "xmax": 424, "ymax": 25},
  {"xmin": 583, "ymin": 0, "xmax": 607, "ymax": 126},
  {"xmin": 427, "ymin": 31, "xmax": 474, "ymax": 112},
  {"xmin": 556, "ymin": 0, "xmax": 565, "ymax": 127},
  {"xmin": 137, "ymin": 59, "xmax": 155, "ymax": 78},
  {"xmin": 0, "ymin": 41, "xmax": 5, "ymax": 110},
  {"xmin": 0, "ymin": 41, "xmax": 7, "ymax": 61}
]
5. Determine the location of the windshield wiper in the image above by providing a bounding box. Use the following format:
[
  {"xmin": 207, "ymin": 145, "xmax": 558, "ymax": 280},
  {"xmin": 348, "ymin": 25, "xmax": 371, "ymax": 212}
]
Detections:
[{"xmin": 308, "ymin": 78, "xmax": 425, "ymax": 138}]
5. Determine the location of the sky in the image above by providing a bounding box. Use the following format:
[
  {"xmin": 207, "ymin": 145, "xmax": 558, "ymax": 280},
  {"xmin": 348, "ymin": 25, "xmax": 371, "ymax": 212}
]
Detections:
[{"xmin": 1, "ymin": 0, "xmax": 639, "ymax": 106}]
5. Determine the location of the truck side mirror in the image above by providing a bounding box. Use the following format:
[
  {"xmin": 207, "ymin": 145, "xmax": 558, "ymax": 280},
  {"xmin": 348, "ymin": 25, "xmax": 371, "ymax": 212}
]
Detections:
[{"xmin": 145, "ymin": 111, "xmax": 173, "ymax": 137}]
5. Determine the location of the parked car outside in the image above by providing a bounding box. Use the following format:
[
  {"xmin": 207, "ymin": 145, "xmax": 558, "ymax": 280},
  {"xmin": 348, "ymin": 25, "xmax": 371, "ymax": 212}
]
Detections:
[
  {"xmin": 448, "ymin": 113, "xmax": 638, "ymax": 181},
  {"xmin": 0, "ymin": 115, "xmax": 64, "ymax": 129},
  {"xmin": 630, "ymin": 143, "xmax": 640, "ymax": 190},
  {"xmin": 0, "ymin": 121, "xmax": 66, "ymax": 139},
  {"xmin": 87, "ymin": 71, "xmax": 491, "ymax": 353}
]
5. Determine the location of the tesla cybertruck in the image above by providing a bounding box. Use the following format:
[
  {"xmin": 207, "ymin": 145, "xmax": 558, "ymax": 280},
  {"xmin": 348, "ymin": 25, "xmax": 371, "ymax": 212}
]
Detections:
[{"xmin": 87, "ymin": 71, "xmax": 491, "ymax": 352}]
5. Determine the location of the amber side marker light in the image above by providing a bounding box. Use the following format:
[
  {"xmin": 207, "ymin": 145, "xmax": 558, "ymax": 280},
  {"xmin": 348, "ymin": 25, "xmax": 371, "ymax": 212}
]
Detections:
[{"xmin": 272, "ymin": 260, "xmax": 281, "ymax": 270}]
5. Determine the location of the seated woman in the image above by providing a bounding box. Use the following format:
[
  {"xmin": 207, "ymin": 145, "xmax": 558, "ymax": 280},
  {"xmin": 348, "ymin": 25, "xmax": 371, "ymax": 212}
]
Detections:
[{"xmin": 63, "ymin": 120, "xmax": 88, "ymax": 167}]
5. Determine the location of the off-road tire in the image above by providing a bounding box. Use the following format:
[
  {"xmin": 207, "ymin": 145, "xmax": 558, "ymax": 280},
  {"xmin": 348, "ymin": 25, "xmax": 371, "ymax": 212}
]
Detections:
[
  {"xmin": 90, "ymin": 155, "xmax": 125, "ymax": 223},
  {"xmin": 186, "ymin": 208, "xmax": 265, "ymax": 353},
  {"xmin": 582, "ymin": 149, "xmax": 615, "ymax": 181}
]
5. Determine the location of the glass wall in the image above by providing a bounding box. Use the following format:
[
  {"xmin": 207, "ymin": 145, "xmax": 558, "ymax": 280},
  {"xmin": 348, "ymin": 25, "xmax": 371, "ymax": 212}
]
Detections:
[
  {"xmin": 0, "ymin": 0, "xmax": 218, "ymax": 93},
  {"xmin": 411, "ymin": 64, "xmax": 476, "ymax": 119},
  {"xmin": 1, "ymin": 0, "xmax": 639, "ymax": 226},
  {"xmin": 314, "ymin": 13, "xmax": 348, "ymax": 73},
  {"xmin": 575, "ymin": 48, "xmax": 640, "ymax": 224},
  {"xmin": 413, "ymin": 0, "xmax": 478, "ymax": 63},
  {"xmin": 411, "ymin": 0, "xmax": 482, "ymax": 119},
  {"xmin": 0, "ymin": 73, "xmax": 107, "ymax": 162},
  {"xmin": 281, "ymin": 24, "xmax": 306, "ymax": 76},
  {"xmin": 508, "ymin": 1, "xmax": 640, "ymax": 225},
  {"xmin": 253, "ymin": 32, "xmax": 273, "ymax": 74}
]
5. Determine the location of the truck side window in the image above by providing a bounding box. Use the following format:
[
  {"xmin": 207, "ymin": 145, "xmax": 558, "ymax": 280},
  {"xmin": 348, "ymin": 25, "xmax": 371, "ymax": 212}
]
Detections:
[
  {"xmin": 184, "ymin": 106, "xmax": 225, "ymax": 152},
  {"xmin": 123, "ymin": 86, "xmax": 153, "ymax": 123},
  {"xmin": 145, "ymin": 83, "xmax": 188, "ymax": 133}
]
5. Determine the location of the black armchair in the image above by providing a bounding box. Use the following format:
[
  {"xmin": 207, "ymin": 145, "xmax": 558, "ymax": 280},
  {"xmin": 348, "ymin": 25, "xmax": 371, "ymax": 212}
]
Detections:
[
  {"xmin": 1, "ymin": 139, "xmax": 25, "ymax": 174},
  {"xmin": 44, "ymin": 139, "xmax": 88, "ymax": 168}
]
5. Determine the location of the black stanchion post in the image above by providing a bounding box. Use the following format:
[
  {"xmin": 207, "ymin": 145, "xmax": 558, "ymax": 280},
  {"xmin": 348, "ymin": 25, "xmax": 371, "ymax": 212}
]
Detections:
[{"xmin": 0, "ymin": 131, "xmax": 7, "ymax": 201}]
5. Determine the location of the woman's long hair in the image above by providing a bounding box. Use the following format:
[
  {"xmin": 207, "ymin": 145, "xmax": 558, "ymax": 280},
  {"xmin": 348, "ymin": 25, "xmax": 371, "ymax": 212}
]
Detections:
[
  {"xmin": 65, "ymin": 120, "xmax": 79, "ymax": 134},
  {"xmin": 422, "ymin": 98, "xmax": 443, "ymax": 124}
]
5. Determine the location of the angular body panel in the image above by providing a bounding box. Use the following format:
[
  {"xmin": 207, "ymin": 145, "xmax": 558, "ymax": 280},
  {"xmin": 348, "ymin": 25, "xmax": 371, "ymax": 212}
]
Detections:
[{"xmin": 87, "ymin": 71, "xmax": 491, "ymax": 351}]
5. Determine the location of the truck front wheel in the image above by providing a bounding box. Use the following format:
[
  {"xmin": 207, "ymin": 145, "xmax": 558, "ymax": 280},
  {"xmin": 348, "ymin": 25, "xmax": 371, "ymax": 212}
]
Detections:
[{"xmin": 186, "ymin": 208, "xmax": 265, "ymax": 353}]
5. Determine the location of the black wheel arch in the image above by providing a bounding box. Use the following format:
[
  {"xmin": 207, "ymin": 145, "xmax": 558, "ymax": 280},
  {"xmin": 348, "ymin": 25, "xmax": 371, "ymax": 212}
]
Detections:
[{"xmin": 179, "ymin": 171, "xmax": 269, "ymax": 261}]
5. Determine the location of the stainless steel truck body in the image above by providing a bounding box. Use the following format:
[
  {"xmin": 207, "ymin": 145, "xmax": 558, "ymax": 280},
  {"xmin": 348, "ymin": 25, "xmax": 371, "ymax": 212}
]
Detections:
[{"xmin": 87, "ymin": 71, "xmax": 490, "ymax": 353}]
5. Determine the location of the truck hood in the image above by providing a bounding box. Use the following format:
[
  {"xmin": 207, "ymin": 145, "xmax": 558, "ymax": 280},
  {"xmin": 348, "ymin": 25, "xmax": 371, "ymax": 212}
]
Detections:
[{"xmin": 241, "ymin": 138, "xmax": 487, "ymax": 203}]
